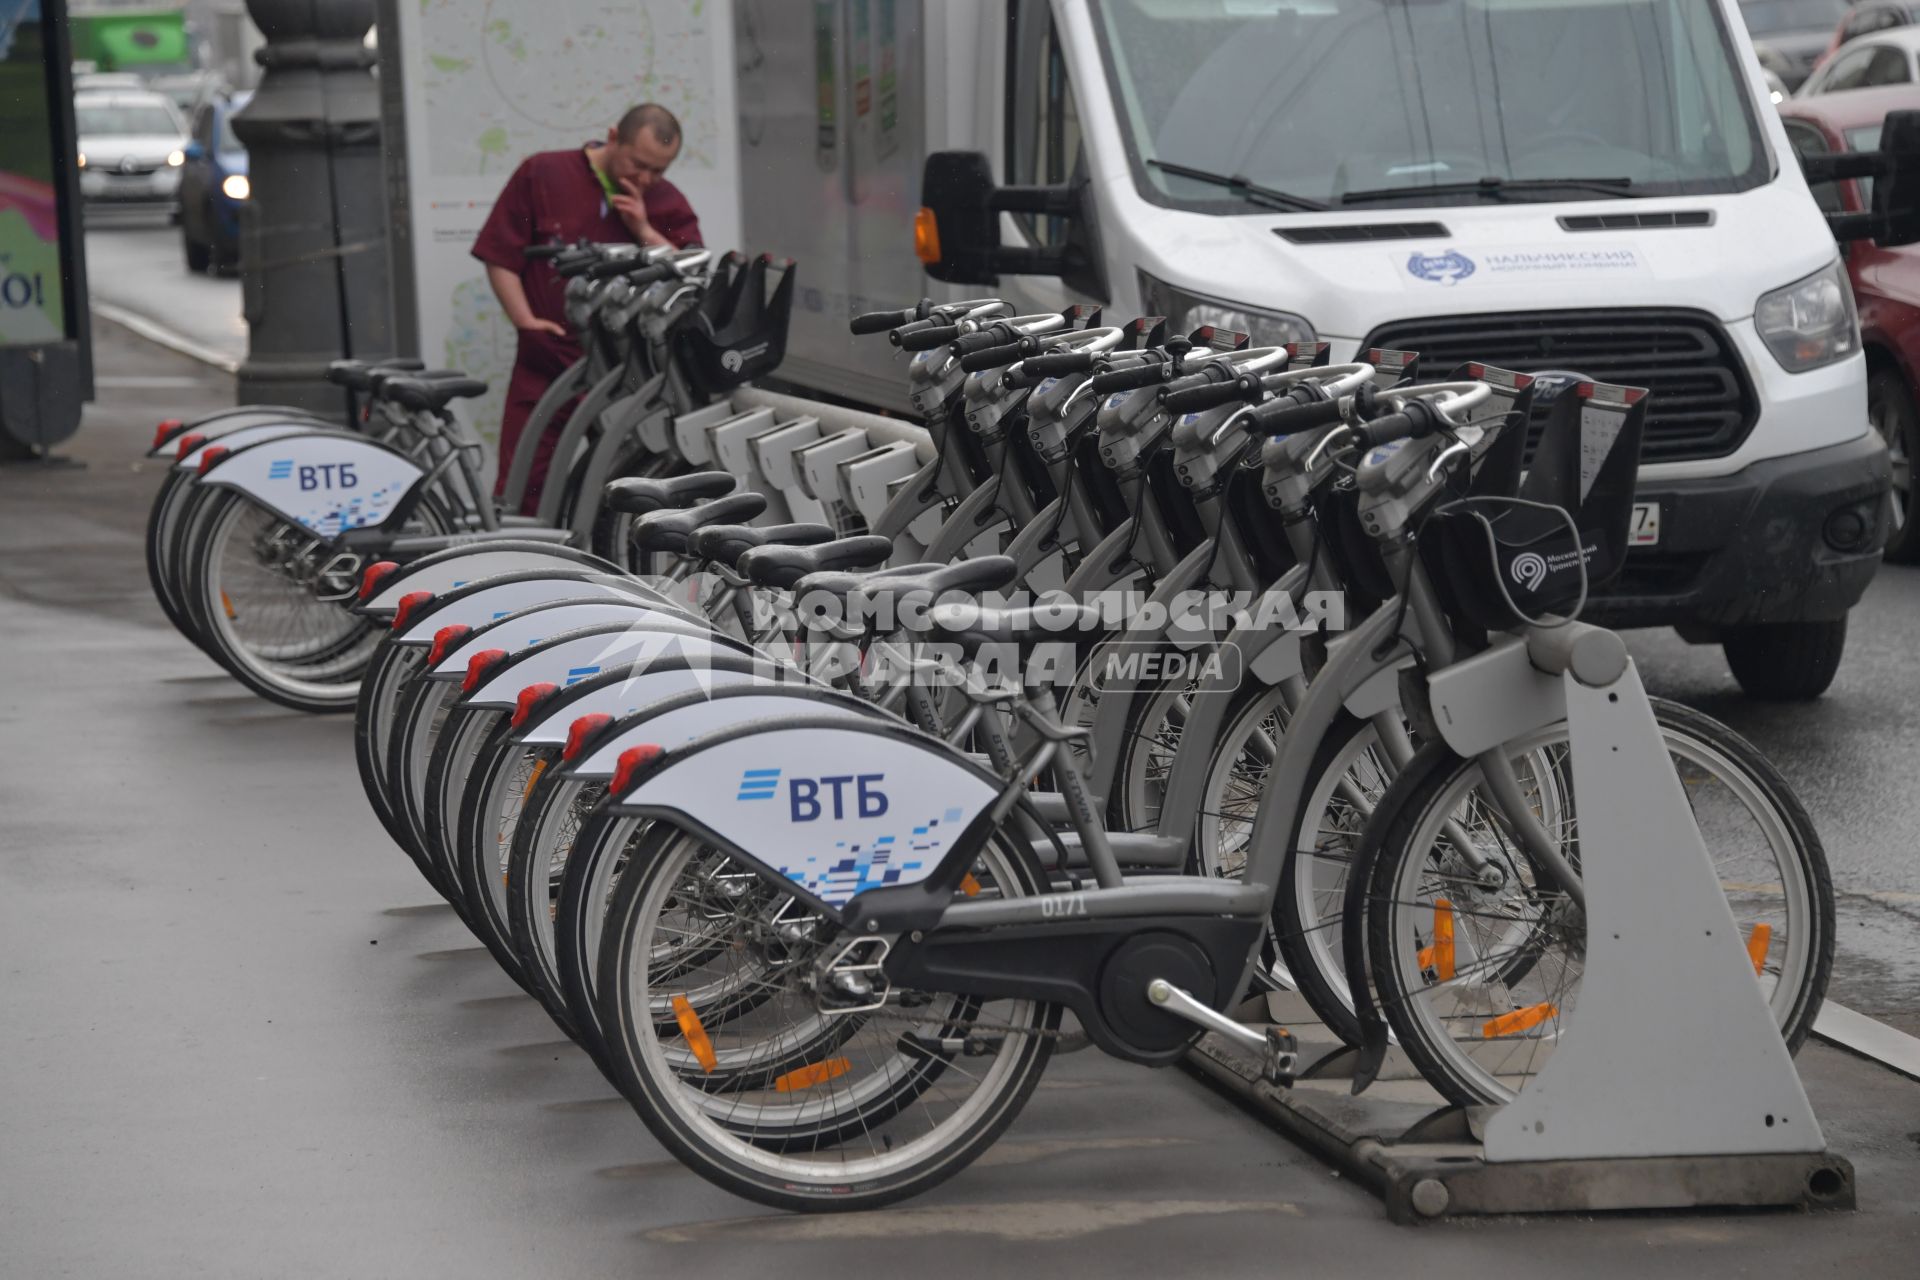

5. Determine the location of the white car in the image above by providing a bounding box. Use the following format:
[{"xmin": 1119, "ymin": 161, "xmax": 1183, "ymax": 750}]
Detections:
[
  {"xmin": 75, "ymin": 89, "xmax": 189, "ymax": 211},
  {"xmin": 1797, "ymin": 24, "xmax": 1920, "ymax": 96}
]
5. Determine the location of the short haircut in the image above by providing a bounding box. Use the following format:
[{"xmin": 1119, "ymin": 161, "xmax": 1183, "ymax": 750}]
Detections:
[{"xmin": 617, "ymin": 103, "xmax": 682, "ymax": 149}]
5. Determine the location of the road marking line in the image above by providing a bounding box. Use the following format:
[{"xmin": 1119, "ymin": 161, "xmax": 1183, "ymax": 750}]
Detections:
[
  {"xmin": 1813, "ymin": 1000, "xmax": 1920, "ymax": 1081},
  {"xmin": 92, "ymin": 300, "xmax": 242, "ymax": 373}
]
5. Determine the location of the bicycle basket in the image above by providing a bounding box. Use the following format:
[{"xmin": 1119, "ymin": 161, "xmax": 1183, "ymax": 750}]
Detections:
[
  {"xmin": 1421, "ymin": 378, "xmax": 1649, "ymax": 632},
  {"xmin": 674, "ymin": 254, "xmax": 796, "ymax": 400}
]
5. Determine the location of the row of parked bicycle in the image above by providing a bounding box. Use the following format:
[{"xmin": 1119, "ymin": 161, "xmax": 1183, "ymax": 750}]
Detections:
[{"xmin": 141, "ymin": 241, "xmax": 1833, "ymax": 1212}]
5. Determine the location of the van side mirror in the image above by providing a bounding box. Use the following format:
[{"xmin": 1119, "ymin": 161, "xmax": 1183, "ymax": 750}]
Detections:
[
  {"xmin": 1808, "ymin": 109, "xmax": 1920, "ymax": 247},
  {"xmin": 917, "ymin": 150, "xmax": 1105, "ymax": 297}
]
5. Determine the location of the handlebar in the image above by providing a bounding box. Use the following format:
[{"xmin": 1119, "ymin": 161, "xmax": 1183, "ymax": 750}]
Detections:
[
  {"xmin": 959, "ymin": 339, "xmax": 1035, "ymax": 373},
  {"xmin": 1089, "ymin": 362, "xmax": 1171, "ymax": 395},
  {"xmin": 893, "ymin": 323, "xmax": 959, "ymax": 351},
  {"xmin": 851, "ymin": 304, "xmax": 927, "ymax": 335},
  {"xmin": 1160, "ymin": 374, "xmax": 1262, "ymax": 414},
  {"xmin": 1244, "ymin": 391, "xmax": 1347, "ymax": 438},
  {"xmin": 587, "ymin": 258, "xmax": 676, "ymax": 283},
  {"xmin": 1024, "ymin": 350, "xmax": 1096, "ymax": 377},
  {"xmin": 524, "ymin": 243, "xmax": 573, "ymax": 260}
]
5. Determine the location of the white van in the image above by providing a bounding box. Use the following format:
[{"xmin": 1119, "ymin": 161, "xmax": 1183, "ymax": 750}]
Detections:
[{"xmin": 736, "ymin": 0, "xmax": 1900, "ymax": 699}]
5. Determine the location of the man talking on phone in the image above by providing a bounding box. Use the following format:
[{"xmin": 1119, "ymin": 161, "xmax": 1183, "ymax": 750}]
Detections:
[{"xmin": 471, "ymin": 104, "xmax": 702, "ymax": 511}]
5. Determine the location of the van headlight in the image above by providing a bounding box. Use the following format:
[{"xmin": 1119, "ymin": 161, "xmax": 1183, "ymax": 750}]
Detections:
[
  {"xmin": 1138, "ymin": 271, "xmax": 1314, "ymax": 349},
  {"xmin": 222, "ymin": 174, "xmax": 250, "ymax": 200},
  {"xmin": 1754, "ymin": 261, "xmax": 1859, "ymax": 373}
]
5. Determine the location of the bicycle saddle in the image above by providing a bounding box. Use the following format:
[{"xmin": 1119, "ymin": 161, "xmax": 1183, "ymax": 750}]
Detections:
[
  {"xmin": 325, "ymin": 356, "xmax": 424, "ymax": 391},
  {"xmin": 687, "ymin": 522, "xmax": 837, "ymax": 569},
  {"xmin": 603, "ymin": 471, "xmax": 736, "ymax": 516},
  {"xmin": 738, "ymin": 536, "xmax": 895, "ymax": 590},
  {"xmin": 381, "ymin": 376, "xmax": 489, "ymax": 412},
  {"xmin": 847, "ymin": 556, "xmax": 1021, "ymax": 619},
  {"xmin": 927, "ymin": 596, "xmax": 1105, "ymax": 655},
  {"xmin": 631, "ymin": 493, "xmax": 769, "ymax": 555},
  {"xmin": 787, "ymin": 561, "xmax": 944, "ymax": 602},
  {"xmin": 367, "ymin": 367, "xmax": 466, "ymax": 397}
]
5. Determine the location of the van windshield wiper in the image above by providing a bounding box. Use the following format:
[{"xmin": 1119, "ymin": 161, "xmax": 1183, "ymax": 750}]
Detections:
[
  {"xmin": 1148, "ymin": 159, "xmax": 1330, "ymax": 213},
  {"xmin": 1339, "ymin": 175, "xmax": 1636, "ymax": 205}
]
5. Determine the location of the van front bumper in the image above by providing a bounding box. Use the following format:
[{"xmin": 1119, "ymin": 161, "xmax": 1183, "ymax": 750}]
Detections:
[{"xmin": 1585, "ymin": 429, "xmax": 1892, "ymax": 632}]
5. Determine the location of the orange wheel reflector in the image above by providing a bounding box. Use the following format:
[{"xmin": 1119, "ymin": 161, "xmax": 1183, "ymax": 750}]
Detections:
[
  {"xmin": 773, "ymin": 1058, "xmax": 852, "ymax": 1093},
  {"xmin": 220, "ymin": 590, "xmax": 238, "ymax": 621},
  {"xmin": 1481, "ymin": 1002, "xmax": 1558, "ymax": 1040},
  {"xmin": 1746, "ymin": 922, "xmax": 1772, "ymax": 977},
  {"xmin": 671, "ymin": 995, "xmax": 718, "ymax": 1073},
  {"xmin": 1415, "ymin": 944, "xmax": 1436, "ymax": 971},
  {"xmin": 913, "ymin": 206, "xmax": 942, "ymax": 265},
  {"xmin": 1431, "ymin": 898, "xmax": 1456, "ymax": 982},
  {"xmin": 525, "ymin": 758, "xmax": 548, "ymax": 792},
  {"xmin": 960, "ymin": 872, "xmax": 982, "ymax": 898}
]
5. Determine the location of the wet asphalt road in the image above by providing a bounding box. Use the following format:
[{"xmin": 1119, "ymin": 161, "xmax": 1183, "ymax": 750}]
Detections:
[{"xmin": 1, "ymin": 311, "xmax": 1916, "ymax": 1275}]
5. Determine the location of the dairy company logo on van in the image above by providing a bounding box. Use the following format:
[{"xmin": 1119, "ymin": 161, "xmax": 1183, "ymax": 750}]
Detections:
[{"xmin": 1407, "ymin": 250, "xmax": 1476, "ymax": 285}]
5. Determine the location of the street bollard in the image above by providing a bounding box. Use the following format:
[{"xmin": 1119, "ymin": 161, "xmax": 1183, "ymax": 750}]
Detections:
[{"xmin": 231, "ymin": 0, "xmax": 393, "ymax": 418}]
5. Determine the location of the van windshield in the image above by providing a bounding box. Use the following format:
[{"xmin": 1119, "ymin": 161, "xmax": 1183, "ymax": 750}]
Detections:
[{"xmin": 1092, "ymin": 0, "xmax": 1771, "ymax": 210}]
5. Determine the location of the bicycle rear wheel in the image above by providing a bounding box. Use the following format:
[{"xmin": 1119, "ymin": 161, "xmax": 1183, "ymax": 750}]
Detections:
[{"xmin": 596, "ymin": 820, "xmax": 1060, "ymax": 1211}]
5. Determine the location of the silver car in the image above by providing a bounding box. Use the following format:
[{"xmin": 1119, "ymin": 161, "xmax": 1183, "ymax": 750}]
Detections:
[{"xmin": 75, "ymin": 89, "xmax": 190, "ymax": 212}]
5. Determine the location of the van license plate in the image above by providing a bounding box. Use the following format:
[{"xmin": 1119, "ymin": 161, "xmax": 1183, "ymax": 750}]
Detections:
[{"xmin": 1629, "ymin": 502, "xmax": 1661, "ymax": 547}]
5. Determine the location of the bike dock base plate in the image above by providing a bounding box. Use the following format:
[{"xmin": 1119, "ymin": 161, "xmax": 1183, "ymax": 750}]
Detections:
[{"xmin": 1183, "ymin": 993, "xmax": 1856, "ymax": 1225}]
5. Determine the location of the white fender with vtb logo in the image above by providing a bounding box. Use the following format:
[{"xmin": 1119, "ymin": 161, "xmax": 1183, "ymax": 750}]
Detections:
[
  {"xmin": 465, "ymin": 627, "xmax": 751, "ymax": 707},
  {"xmin": 397, "ymin": 575, "xmax": 667, "ymax": 644},
  {"xmin": 569, "ymin": 691, "xmax": 873, "ymax": 772},
  {"xmin": 197, "ymin": 434, "xmax": 427, "ymax": 538},
  {"xmin": 174, "ymin": 424, "xmax": 341, "ymax": 471},
  {"xmin": 522, "ymin": 665, "xmax": 775, "ymax": 745},
  {"xmin": 618, "ymin": 724, "xmax": 997, "ymax": 909},
  {"xmin": 432, "ymin": 598, "xmax": 714, "ymax": 675}
]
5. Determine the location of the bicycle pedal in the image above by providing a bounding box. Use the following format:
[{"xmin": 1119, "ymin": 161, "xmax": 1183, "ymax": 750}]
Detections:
[{"xmin": 1262, "ymin": 1027, "xmax": 1298, "ymax": 1088}]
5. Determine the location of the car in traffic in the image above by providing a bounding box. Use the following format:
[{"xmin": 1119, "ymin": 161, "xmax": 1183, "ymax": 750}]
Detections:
[
  {"xmin": 1779, "ymin": 84, "xmax": 1919, "ymax": 558},
  {"xmin": 1818, "ymin": 1, "xmax": 1920, "ymax": 69},
  {"xmin": 1798, "ymin": 24, "xmax": 1920, "ymax": 94},
  {"xmin": 74, "ymin": 89, "xmax": 189, "ymax": 215},
  {"xmin": 177, "ymin": 91, "xmax": 250, "ymax": 274},
  {"xmin": 1747, "ymin": 0, "xmax": 1854, "ymax": 89}
]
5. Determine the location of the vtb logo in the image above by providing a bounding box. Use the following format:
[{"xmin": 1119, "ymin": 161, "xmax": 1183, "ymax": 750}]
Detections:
[
  {"xmin": 270, "ymin": 459, "xmax": 360, "ymax": 491},
  {"xmin": 737, "ymin": 768, "xmax": 889, "ymax": 821}
]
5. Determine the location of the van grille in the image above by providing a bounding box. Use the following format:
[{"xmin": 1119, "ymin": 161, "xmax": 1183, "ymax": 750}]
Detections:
[
  {"xmin": 1558, "ymin": 211, "xmax": 1713, "ymax": 231},
  {"xmin": 1361, "ymin": 308, "xmax": 1756, "ymax": 462}
]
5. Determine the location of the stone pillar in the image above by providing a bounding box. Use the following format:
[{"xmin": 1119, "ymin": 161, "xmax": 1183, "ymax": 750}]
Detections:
[{"xmin": 232, "ymin": 0, "xmax": 391, "ymax": 416}]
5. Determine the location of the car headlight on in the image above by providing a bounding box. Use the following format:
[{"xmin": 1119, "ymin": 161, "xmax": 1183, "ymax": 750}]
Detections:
[
  {"xmin": 221, "ymin": 174, "xmax": 250, "ymax": 201},
  {"xmin": 77, "ymin": 152, "xmax": 87, "ymax": 168},
  {"xmin": 1754, "ymin": 261, "xmax": 1859, "ymax": 373},
  {"xmin": 167, "ymin": 149, "xmax": 185, "ymax": 167},
  {"xmin": 1138, "ymin": 271, "xmax": 1314, "ymax": 349}
]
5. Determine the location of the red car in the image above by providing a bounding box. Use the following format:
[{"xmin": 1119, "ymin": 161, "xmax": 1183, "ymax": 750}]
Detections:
[{"xmin": 1779, "ymin": 85, "xmax": 1919, "ymax": 560}]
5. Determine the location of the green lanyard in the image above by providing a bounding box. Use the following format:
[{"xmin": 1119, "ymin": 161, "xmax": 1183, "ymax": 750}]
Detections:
[{"xmin": 588, "ymin": 147, "xmax": 619, "ymax": 203}]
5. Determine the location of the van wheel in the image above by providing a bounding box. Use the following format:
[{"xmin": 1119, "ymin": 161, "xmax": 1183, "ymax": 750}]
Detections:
[
  {"xmin": 1723, "ymin": 617, "xmax": 1847, "ymax": 702},
  {"xmin": 1868, "ymin": 368, "xmax": 1916, "ymax": 562},
  {"xmin": 183, "ymin": 231, "xmax": 210, "ymax": 274}
]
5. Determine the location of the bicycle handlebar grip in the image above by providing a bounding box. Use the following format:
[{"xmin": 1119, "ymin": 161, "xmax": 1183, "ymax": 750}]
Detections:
[
  {"xmin": 1351, "ymin": 410, "xmax": 1420, "ymax": 450},
  {"xmin": 949, "ymin": 330, "xmax": 1008, "ymax": 357},
  {"xmin": 894, "ymin": 324, "xmax": 959, "ymax": 352},
  {"xmin": 1160, "ymin": 375, "xmax": 1260, "ymax": 414},
  {"xmin": 524, "ymin": 243, "xmax": 571, "ymax": 260},
  {"xmin": 850, "ymin": 307, "xmax": 915, "ymax": 335},
  {"xmin": 1088, "ymin": 363, "xmax": 1169, "ymax": 395},
  {"xmin": 1246, "ymin": 393, "xmax": 1346, "ymax": 438},
  {"xmin": 959, "ymin": 341, "xmax": 1029, "ymax": 373},
  {"xmin": 1020, "ymin": 350, "xmax": 1096, "ymax": 378}
]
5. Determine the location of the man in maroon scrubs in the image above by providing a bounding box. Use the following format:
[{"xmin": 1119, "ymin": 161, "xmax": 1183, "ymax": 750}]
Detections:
[{"xmin": 471, "ymin": 104, "xmax": 703, "ymax": 513}]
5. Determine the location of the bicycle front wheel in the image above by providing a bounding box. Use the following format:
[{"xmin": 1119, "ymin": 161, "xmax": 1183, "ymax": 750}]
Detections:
[{"xmin": 1362, "ymin": 700, "xmax": 1833, "ymax": 1107}]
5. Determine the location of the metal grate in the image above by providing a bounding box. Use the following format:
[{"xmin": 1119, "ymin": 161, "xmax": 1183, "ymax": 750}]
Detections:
[
  {"xmin": 1275, "ymin": 221, "xmax": 1449, "ymax": 244},
  {"xmin": 1559, "ymin": 211, "xmax": 1713, "ymax": 231},
  {"xmin": 1362, "ymin": 308, "xmax": 1757, "ymax": 463}
]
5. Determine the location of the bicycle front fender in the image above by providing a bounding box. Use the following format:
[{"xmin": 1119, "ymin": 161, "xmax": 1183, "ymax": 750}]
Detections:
[
  {"xmin": 148, "ymin": 407, "xmax": 332, "ymax": 457},
  {"xmin": 463, "ymin": 624, "xmax": 753, "ymax": 708},
  {"xmin": 359, "ymin": 542, "xmax": 626, "ymax": 616},
  {"xmin": 196, "ymin": 433, "xmax": 426, "ymax": 540},
  {"xmin": 608, "ymin": 718, "xmax": 1002, "ymax": 920},
  {"xmin": 565, "ymin": 685, "xmax": 881, "ymax": 774},
  {"xmin": 430, "ymin": 597, "xmax": 702, "ymax": 677},
  {"xmin": 394, "ymin": 570, "xmax": 675, "ymax": 644},
  {"xmin": 171, "ymin": 422, "xmax": 345, "ymax": 469}
]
